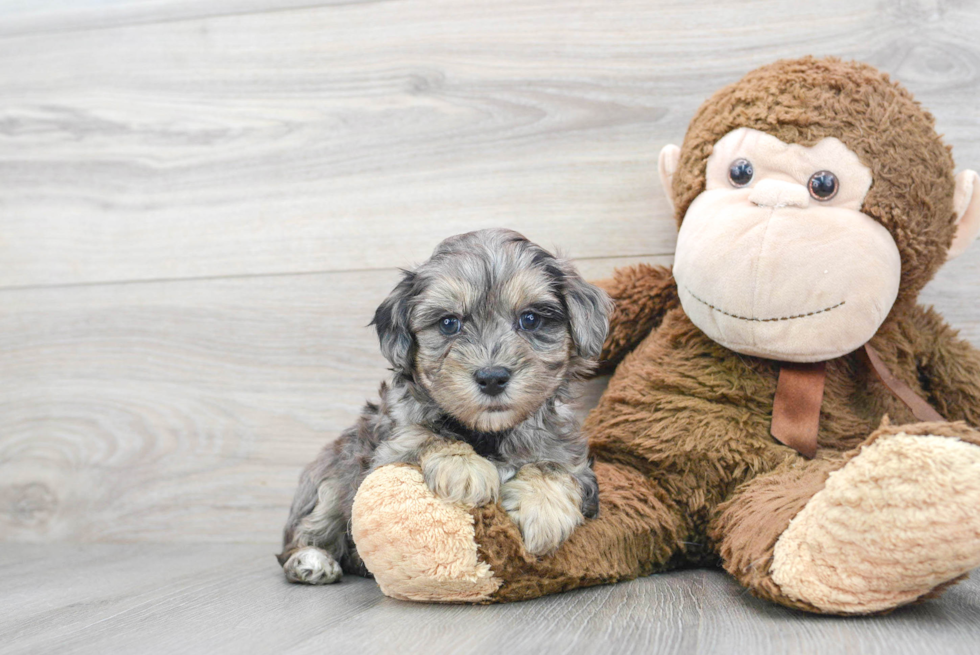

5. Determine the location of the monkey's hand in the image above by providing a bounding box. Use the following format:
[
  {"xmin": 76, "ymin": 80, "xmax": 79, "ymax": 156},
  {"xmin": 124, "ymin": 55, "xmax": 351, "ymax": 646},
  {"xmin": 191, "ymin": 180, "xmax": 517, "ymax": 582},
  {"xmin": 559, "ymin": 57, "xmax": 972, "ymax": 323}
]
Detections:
[
  {"xmin": 420, "ymin": 441, "xmax": 500, "ymax": 508},
  {"xmin": 501, "ymin": 463, "xmax": 585, "ymax": 556}
]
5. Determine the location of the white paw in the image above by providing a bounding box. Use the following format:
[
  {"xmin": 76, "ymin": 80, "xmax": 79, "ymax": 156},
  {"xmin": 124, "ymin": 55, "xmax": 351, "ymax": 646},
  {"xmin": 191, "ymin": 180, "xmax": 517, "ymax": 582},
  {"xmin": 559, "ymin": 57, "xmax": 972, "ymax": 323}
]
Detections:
[
  {"xmin": 501, "ymin": 466, "xmax": 583, "ymax": 556},
  {"xmin": 283, "ymin": 547, "xmax": 342, "ymax": 585},
  {"xmin": 422, "ymin": 446, "xmax": 500, "ymax": 507}
]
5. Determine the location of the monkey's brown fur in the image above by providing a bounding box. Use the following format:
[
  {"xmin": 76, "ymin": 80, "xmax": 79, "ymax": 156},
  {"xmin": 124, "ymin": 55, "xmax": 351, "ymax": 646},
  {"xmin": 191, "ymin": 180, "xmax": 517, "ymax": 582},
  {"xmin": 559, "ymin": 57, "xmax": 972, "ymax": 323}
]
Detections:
[
  {"xmin": 351, "ymin": 58, "xmax": 980, "ymax": 613},
  {"xmin": 474, "ymin": 281, "xmax": 980, "ymax": 607},
  {"xmin": 472, "ymin": 58, "xmax": 980, "ymax": 608}
]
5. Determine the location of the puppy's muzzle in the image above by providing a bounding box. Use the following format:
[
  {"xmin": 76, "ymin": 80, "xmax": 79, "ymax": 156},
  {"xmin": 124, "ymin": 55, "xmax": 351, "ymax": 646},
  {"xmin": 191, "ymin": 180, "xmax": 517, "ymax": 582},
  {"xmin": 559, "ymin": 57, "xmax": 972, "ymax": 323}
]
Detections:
[{"xmin": 474, "ymin": 367, "xmax": 511, "ymax": 397}]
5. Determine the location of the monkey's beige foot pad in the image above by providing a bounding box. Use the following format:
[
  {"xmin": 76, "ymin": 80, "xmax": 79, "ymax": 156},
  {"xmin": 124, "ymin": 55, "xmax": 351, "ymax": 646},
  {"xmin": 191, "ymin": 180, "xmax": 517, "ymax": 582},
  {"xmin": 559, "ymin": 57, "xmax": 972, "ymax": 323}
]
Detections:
[
  {"xmin": 351, "ymin": 464, "xmax": 501, "ymax": 602},
  {"xmin": 772, "ymin": 433, "xmax": 980, "ymax": 614}
]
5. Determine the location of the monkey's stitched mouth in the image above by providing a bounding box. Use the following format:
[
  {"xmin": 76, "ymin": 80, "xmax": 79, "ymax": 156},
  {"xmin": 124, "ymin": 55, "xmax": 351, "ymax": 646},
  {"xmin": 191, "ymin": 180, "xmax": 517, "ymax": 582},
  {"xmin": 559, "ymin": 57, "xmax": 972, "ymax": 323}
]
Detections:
[{"xmin": 684, "ymin": 287, "xmax": 845, "ymax": 323}]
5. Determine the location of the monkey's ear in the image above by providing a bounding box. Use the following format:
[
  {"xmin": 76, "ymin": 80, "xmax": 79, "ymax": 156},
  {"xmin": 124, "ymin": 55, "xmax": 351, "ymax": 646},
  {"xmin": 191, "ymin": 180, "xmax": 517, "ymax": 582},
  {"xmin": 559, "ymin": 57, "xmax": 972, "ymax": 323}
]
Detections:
[
  {"xmin": 658, "ymin": 144, "xmax": 681, "ymax": 213},
  {"xmin": 371, "ymin": 271, "xmax": 417, "ymax": 374},
  {"xmin": 560, "ymin": 265, "xmax": 613, "ymax": 361},
  {"xmin": 948, "ymin": 170, "xmax": 980, "ymax": 260}
]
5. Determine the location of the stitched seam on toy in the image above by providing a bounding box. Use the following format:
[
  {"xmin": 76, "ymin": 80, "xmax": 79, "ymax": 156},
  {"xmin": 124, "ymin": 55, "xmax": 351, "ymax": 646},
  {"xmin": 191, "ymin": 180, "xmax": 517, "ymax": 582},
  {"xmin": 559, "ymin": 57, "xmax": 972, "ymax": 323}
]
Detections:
[{"xmin": 685, "ymin": 287, "xmax": 845, "ymax": 322}]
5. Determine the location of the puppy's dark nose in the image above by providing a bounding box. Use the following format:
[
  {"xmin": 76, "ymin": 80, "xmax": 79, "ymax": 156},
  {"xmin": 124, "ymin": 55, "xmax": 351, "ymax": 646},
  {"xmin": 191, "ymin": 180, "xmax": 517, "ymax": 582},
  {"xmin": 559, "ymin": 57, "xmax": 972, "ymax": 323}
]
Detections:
[{"xmin": 474, "ymin": 367, "xmax": 511, "ymax": 396}]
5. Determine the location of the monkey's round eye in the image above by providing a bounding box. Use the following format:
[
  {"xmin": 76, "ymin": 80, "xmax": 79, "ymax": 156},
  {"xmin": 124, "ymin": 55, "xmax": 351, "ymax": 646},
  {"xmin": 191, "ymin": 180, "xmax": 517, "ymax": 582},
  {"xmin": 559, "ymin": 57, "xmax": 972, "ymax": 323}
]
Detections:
[
  {"xmin": 728, "ymin": 159, "xmax": 754, "ymax": 187},
  {"xmin": 438, "ymin": 316, "xmax": 461, "ymax": 336},
  {"xmin": 518, "ymin": 312, "xmax": 541, "ymax": 331},
  {"xmin": 808, "ymin": 171, "xmax": 839, "ymax": 201}
]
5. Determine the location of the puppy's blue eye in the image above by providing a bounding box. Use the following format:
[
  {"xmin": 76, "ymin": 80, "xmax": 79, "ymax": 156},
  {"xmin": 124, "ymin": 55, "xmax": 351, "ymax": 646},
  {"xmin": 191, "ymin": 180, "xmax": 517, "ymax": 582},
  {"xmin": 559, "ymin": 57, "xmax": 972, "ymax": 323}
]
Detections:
[
  {"xmin": 518, "ymin": 312, "xmax": 541, "ymax": 331},
  {"xmin": 438, "ymin": 316, "xmax": 461, "ymax": 336},
  {"xmin": 728, "ymin": 159, "xmax": 754, "ymax": 187}
]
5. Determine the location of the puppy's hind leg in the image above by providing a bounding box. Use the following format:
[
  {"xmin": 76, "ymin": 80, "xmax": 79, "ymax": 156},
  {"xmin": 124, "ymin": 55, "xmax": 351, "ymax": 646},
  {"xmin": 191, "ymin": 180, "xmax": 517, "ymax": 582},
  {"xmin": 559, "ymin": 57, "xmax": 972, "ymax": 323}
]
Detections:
[
  {"xmin": 280, "ymin": 405, "xmax": 387, "ymax": 584},
  {"xmin": 279, "ymin": 473, "xmax": 348, "ymax": 585}
]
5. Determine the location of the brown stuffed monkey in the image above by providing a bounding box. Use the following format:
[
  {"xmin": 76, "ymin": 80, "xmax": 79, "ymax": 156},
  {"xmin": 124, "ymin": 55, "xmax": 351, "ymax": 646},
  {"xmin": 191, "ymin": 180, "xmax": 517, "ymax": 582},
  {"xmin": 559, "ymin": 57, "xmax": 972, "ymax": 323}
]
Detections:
[{"xmin": 349, "ymin": 57, "xmax": 980, "ymax": 614}]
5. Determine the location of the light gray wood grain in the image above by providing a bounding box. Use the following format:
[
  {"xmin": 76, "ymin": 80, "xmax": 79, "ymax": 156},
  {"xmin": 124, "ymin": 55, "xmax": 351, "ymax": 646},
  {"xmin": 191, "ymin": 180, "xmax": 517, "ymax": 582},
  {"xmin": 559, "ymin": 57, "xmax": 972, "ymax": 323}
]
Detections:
[
  {"xmin": 1, "ymin": 544, "xmax": 978, "ymax": 655},
  {"xmin": 0, "ymin": 0, "xmax": 977, "ymax": 287},
  {"xmin": 0, "ymin": 1, "xmax": 358, "ymax": 37},
  {"xmin": 0, "ymin": 2, "xmax": 979, "ymax": 641},
  {"xmin": 1, "ymin": 0, "xmax": 980, "ymax": 646}
]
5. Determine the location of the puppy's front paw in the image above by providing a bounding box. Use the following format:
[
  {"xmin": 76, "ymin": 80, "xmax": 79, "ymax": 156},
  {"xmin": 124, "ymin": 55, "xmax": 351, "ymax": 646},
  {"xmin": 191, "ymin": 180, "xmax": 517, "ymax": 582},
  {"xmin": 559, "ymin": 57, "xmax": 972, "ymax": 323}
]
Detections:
[
  {"xmin": 501, "ymin": 464, "xmax": 584, "ymax": 556},
  {"xmin": 421, "ymin": 442, "xmax": 500, "ymax": 507},
  {"xmin": 282, "ymin": 547, "xmax": 342, "ymax": 585}
]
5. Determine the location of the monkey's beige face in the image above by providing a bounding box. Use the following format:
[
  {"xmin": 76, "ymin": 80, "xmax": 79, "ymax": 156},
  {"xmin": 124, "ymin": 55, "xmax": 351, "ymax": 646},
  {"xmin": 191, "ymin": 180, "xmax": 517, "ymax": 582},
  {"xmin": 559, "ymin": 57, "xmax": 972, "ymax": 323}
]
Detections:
[
  {"xmin": 671, "ymin": 128, "xmax": 901, "ymax": 362},
  {"xmin": 410, "ymin": 262, "xmax": 574, "ymax": 432}
]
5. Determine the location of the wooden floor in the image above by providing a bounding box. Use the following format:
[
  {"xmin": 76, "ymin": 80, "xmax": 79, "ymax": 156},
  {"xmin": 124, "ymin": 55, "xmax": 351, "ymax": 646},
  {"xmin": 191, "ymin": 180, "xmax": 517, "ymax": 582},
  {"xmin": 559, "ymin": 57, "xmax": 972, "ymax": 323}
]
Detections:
[
  {"xmin": 2, "ymin": 0, "xmax": 980, "ymax": 652},
  {"xmin": 1, "ymin": 544, "xmax": 979, "ymax": 655}
]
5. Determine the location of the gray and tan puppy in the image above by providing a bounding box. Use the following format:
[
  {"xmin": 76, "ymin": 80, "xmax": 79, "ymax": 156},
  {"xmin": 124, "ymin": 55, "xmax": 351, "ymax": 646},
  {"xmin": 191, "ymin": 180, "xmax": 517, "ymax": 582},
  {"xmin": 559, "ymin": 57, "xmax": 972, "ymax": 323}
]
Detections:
[{"xmin": 278, "ymin": 228, "xmax": 611, "ymax": 585}]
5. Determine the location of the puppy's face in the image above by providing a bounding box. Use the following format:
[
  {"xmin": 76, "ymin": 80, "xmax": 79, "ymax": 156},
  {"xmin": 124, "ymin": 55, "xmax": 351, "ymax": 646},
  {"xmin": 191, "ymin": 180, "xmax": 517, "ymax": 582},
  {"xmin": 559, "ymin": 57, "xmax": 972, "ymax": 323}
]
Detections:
[
  {"xmin": 373, "ymin": 229, "xmax": 611, "ymax": 432},
  {"xmin": 412, "ymin": 255, "xmax": 572, "ymax": 432}
]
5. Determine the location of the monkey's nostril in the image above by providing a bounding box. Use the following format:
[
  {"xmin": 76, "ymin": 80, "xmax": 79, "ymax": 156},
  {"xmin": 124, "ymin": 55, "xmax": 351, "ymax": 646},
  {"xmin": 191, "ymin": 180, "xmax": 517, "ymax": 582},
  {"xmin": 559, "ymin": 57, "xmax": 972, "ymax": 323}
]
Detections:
[{"xmin": 474, "ymin": 367, "xmax": 511, "ymax": 396}]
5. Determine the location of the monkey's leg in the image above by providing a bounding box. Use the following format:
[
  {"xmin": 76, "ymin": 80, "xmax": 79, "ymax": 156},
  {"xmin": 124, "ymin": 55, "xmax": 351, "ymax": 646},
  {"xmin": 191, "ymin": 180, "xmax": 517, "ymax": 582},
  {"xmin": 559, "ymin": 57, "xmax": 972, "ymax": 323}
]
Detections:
[
  {"xmin": 711, "ymin": 420, "xmax": 980, "ymax": 614},
  {"xmin": 351, "ymin": 460, "xmax": 689, "ymax": 603}
]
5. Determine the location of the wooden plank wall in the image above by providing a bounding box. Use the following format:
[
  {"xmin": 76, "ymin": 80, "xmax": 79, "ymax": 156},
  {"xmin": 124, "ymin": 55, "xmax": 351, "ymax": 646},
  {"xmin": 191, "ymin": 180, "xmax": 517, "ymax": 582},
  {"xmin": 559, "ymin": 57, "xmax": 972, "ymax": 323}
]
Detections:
[{"xmin": 1, "ymin": 0, "xmax": 978, "ymax": 544}]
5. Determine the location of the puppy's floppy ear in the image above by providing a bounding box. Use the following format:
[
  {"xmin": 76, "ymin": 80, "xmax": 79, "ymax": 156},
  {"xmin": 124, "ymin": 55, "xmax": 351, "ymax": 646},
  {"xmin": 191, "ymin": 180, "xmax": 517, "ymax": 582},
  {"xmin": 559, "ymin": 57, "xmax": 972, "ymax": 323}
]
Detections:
[
  {"xmin": 559, "ymin": 261, "xmax": 612, "ymax": 360},
  {"xmin": 371, "ymin": 270, "xmax": 417, "ymax": 374}
]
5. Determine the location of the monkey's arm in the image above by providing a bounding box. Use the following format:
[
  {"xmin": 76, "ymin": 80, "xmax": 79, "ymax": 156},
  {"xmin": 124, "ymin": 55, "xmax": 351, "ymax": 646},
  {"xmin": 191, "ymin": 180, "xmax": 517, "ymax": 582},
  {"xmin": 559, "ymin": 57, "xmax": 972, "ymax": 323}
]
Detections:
[
  {"xmin": 351, "ymin": 459, "xmax": 688, "ymax": 603},
  {"xmin": 909, "ymin": 305, "xmax": 980, "ymax": 426},
  {"xmin": 593, "ymin": 264, "xmax": 678, "ymax": 373}
]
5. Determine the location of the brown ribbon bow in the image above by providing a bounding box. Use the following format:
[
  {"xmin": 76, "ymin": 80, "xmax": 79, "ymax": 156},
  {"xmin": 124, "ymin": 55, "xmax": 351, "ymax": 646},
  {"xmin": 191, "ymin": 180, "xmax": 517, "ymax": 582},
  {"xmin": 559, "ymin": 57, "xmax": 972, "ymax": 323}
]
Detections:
[{"xmin": 770, "ymin": 343, "xmax": 945, "ymax": 458}]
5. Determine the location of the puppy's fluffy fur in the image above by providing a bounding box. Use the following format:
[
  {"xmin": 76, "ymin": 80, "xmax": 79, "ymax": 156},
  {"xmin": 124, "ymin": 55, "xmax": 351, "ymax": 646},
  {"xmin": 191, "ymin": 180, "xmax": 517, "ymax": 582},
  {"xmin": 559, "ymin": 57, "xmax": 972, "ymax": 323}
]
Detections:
[{"xmin": 278, "ymin": 229, "xmax": 611, "ymax": 584}]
